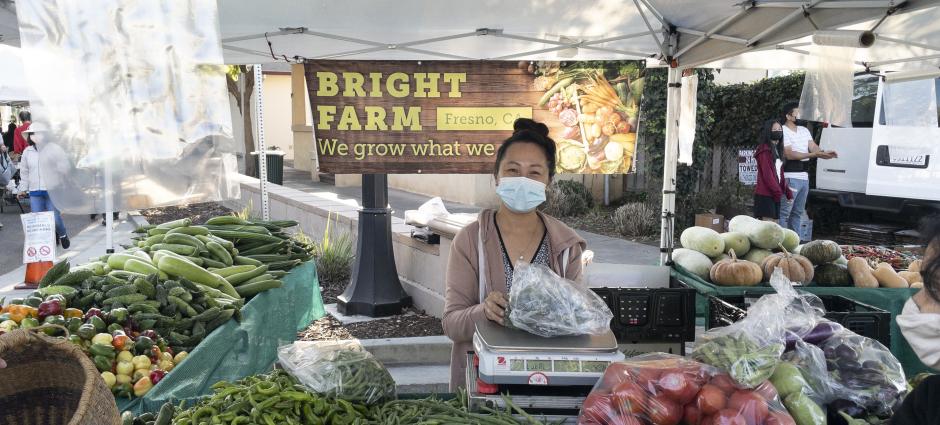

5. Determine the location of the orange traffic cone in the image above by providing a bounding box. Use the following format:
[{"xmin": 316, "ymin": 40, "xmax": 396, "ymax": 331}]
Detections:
[{"xmin": 15, "ymin": 261, "xmax": 53, "ymax": 290}]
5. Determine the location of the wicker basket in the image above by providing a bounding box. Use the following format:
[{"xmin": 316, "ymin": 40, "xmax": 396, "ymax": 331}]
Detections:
[{"xmin": 0, "ymin": 328, "xmax": 121, "ymax": 425}]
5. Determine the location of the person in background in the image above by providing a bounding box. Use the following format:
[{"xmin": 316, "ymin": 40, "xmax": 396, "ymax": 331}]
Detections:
[
  {"xmin": 0, "ymin": 144, "xmax": 11, "ymax": 231},
  {"xmin": 2, "ymin": 118, "xmax": 14, "ymax": 152},
  {"xmin": 753, "ymin": 118, "xmax": 791, "ymax": 221},
  {"xmin": 17, "ymin": 124, "xmax": 70, "ymax": 249},
  {"xmin": 12, "ymin": 110, "xmax": 31, "ymax": 155},
  {"xmin": 777, "ymin": 102, "xmax": 837, "ymax": 239},
  {"xmin": 892, "ymin": 216, "xmax": 940, "ymax": 424},
  {"xmin": 442, "ymin": 118, "xmax": 586, "ymax": 390}
]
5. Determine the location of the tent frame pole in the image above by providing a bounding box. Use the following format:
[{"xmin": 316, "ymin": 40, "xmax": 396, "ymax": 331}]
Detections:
[
  {"xmin": 660, "ymin": 65, "xmax": 682, "ymax": 266},
  {"xmin": 254, "ymin": 64, "xmax": 270, "ymax": 221}
]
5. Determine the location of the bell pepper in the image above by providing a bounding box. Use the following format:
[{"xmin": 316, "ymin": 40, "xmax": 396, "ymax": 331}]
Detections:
[
  {"xmin": 173, "ymin": 351, "xmax": 188, "ymax": 364},
  {"xmin": 83, "ymin": 308, "xmax": 104, "ymax": 321},
  {"xmin": 117, "ymin": 350, "xmax": 134, "ymax": 363},
  {"xmin": 133, "ymin": 368, "xmax": 150, "ymax": 382},
  {"xmin": 91, "ymin": 333, "xmax": 113, "ymax": 346},
  {"xmin": 101, "ymin": 371, "xmax": 117, "ymax": 388},
  {"xmin": 90, "ymin": 342, "xmax": 116, "ymax": 359},
  {"xmin": 133, "ymin": 376, "xmax": 153, "ymax": 397},
  {"xmin": 0, "ymin": 313, "xmax": 10, "ymax": 322},
  {"xmin": 19, "ymin": 317, "xmax": 40, "ymax": 329},
  {"xmin": 37, "ymin": 299, "xmax": 62, "ymax": 320},
  {"xmin": 66, "ymin": 317, "xmax": 82, "ymax": 333},
  {"xmin": 112, "ymin": 382, "xmax": 132, "ymax": 398},
  {"xmin": 76, "ymin": 323, "xmax": 97, "ymax": 341},
  {"xmin": 134, "ymin": 336, "xmax": 155, "ymax": 356},
  {"xmin": 160, "ymin": 351, "xmax": 174, "ymax": 363},
  {"xmin": 112, "ymin": 334, "xmax": 131, "ymax": 351},
  {"xmin": 23, "ymin": 307, "xmax": 39, "ymax": 319},
  {"xmin": 115, "ymin": 373, "xmax": 132, "ymax": 385},
  {"xmin": 88, "ymin": 315, "xmax": 106, "ymax": 332},
  {"xmin": 158, "ymin": 359, "xmax": 174, "ymax": 372},
  {"xmin": 45, "ymin": 294, "xmax": 67, "ymax": 306},
  {"xmin": 93, "ymin": 355, "xmax": 114, "ymax": 372},
  {"xmin": 149, "ymin": 369, "xmax": 167, "ymax": 385},
  {"xmin": 24, "ymin": 296, "xmax": 43, "ymax": 308},
  {"xmin": 63, "ymin": 308, "xmax": 83, "ymax": 319},
  {"xmin": 42, "ymin": 315, "xmax": 66, "ymax": 335},
  {"xmin": 116, "ymin": 361, "xmax": 134, "ymax": 376},
  {"xmin": 140, "ymin": 329, "xmax": 158, "ymax": 340},
  {"xmin": 132, "ymin": 355, "xmax": 152, "ymax": 371},
  {"xmin": 67, "ymin": 334, "xmax": 84, "ymax": 346},
  {"xmin": 107, "ymin": 323, "xmax": 123, "ymax": 334},
  {"xmin": 0, "ymin": 320, "xmax": 19, "ymax": 332},
  {"xmin": 107, "ymin": 308, "xmax": 129, "ymax": 325}
]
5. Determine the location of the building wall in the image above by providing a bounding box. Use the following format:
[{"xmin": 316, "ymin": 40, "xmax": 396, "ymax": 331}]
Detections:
[{"xmin": 261, "ymin": 72, "xmax": 294, "ymax": 160}]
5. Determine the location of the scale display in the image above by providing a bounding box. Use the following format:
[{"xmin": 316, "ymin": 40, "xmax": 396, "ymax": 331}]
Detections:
[{"xmin": 503, "ymin": 357, "xmax": 611, "ymax": 373}]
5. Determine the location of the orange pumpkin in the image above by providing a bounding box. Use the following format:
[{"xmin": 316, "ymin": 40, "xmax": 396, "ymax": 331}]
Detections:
[
  {"xmin": 709, "ymin": 249, "xmax": 763, "ymax": 286},
  {"xmin": 761, "ymin": 245, "xmax": 814, "ymax": 284}
]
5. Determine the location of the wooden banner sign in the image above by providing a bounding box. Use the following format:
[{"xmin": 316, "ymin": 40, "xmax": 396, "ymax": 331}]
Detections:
[{"xmin": 305, "ymin": 60, "xmax": 644, "ymax": 174}]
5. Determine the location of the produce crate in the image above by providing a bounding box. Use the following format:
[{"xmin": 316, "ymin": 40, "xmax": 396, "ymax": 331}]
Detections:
[
  {"xmin": 706, "ymin": 294, "xmax": 891, "ymax": 347},
  {"xmin": 591, "ymin": 287, "xmax": 696, "ymax": 343}
]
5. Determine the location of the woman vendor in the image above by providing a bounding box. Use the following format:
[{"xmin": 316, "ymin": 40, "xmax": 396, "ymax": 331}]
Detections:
[{"xmin": 442, "ymin": 118, "xmax": 587, "ymax": 390}]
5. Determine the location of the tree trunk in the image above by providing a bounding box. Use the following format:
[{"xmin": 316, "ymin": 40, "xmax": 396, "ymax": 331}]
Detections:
[{"xmin": 227, "ymin": 66, "xmax": 257, "ymax": 177}]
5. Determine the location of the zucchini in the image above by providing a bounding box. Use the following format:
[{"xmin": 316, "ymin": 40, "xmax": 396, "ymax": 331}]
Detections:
[
  {"xmin": 133, "ymin": 250, "xmax": 152, "ymax": 262},
  {"xmin": 239, "ymin": 241, "xmax": 284, "ymax": 256},
  {"xmin": 209, "ymin": 230, "xmax": 282, "ymax": 244},
  {"xmin": 213, "ymin": 265, "xmax": 256, "ymax": 278},
  {"xmin": 166, "ymin": 226, "xmax": 210, "ymax": 236},
  {"xmin": 156, "ymin": 218, "xmax": 192, "ymax": 229},
  {"xmin": 244, "ymin": 273, "xmax": 274, "ymax": 285},
  {"xmin": 199, "ymin": 256, "xmax": 227, "ymax": 269},
  {"xmin": 38, "ymin": 261, "xmax": 70, "ymax": 288},
  {"xmin": 267, "ymin": 260, "xmax": 301, "ymax": 271},
  {"xmin": 52, "ymin": 269, "xmax": 94, "ymax": 287},
  {"xmin": 140, "ymin": 234, "xmax": 166, "ymax": 247},
  {"xmin": 226, "ymin": 265, "xmax": 269, "ymax": 286},
  {"xmin": 157, "ymin": 256, "xmax": 239, "ymax": 298},
  {"xmin": 197, "ymin": 234, "xmax": 235, "ymax": 251},
  {"xmin": 107, "ymin": 253, "xmax": 143, "ymax": 271},
  {"xmin": 147, "ymin": 227, "xmax": 170, "ymax": 236},
  {"xmin": 235, "ymin": 280, "xmax": 282, "ymax": 298},
  {"xmin": 234, "ymin": 256, "xmax": 263, "ymax": 266},
  {"xmin": 206, "ymin": 224, "xmax": 272, "ymax": 234},
  {"xmin": 183, "ymin": 256, "xmax": 205, "ymax": 267},
  {"xmin": 206, "ymin": 215, "xmax": 249, "ymax": 226},
  {"xmin": 164, "ymin": 233, "xmax": 207, "ymax": 251},
  {"xmin": 150, "ymin": 243, "xmax": 198, "ymax": 256},
  {"xmin": 206, "ymin": 241, "xmax": 234, "ymax": 266},
  {"xmin": 124, "ymin": 259, "xmax": 167, "ymax": 279}
]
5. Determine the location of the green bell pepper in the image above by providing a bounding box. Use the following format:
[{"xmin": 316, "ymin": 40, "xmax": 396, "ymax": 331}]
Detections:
[
  {"xmin": 94, "ymin": 355, "xmax": 114, "ymax": 373},
  {"xmin": 66, "ymin": 317, "xmax": 83, "ymax": 333},
  {"xmin": 24, "ymin": 296, "xmax": 43, "ymax": 308},
  {"xmin": 134, "ymin": 336, "xmax": 155, "ymax": 355},
  {"xmin": 107, "ymin": 307, "xmax": 129, "ymax": 325},
  {"xmin": 107, "ymin": 323, "xmax": 124, "ymax": 334},
  {"xmin": 20, "ymin": 317, "xmax": 40, "ymax": 329},
  {"xmin": 88, "ymin": 315, "xmax": 107, "ymax": 332},
  {"xmin": 76, "ymin": 323, "xmax": 97, "ymax": 341},
  {"xmin": 42, "ymin": 315, "xmax": 66, "ymax": 336},
  {"xmin": 90, "ymin": 343, "xmax": 116, "ymax": 359}
]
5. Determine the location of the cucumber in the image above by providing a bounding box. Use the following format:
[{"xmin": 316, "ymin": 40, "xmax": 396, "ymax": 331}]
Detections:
[
  {"xmin": 133, "ymin": 250, "xmax": 152, "ymax": 262},
  {"xmin": 212, "ymin": 265, "xmax": 256, "ymax": 278},
  {"xmin": 38, "ymin": 260, "xmax": 70, "ymax": 288},
  {"xmin": 157, "ymin": 256, "xmax": 239, "ymax": 299},
  {"xmin": 123, "ymin": 259, "xmax": 167, "ymax": 279},
  {"xmin": 140, "ymin": 234, "xmax": 166, "ymax": 247},
  {"xmin": 156, "ymin": 218, "xmax": 192, "ymax": 229},
  {"xmin": 206, "ymin": 216, "xmax": 249, "ymax": 226},
  {"xmin": 226, "ymin": 265, "xmax": 269, "ymax": 286},
  {"xmin": 244, "ymin": 273, "xmax": 275, "ymax": 285},
  {"xmin": 209, "ymin": 230, "xmax": 282, "ymax": 244},
  {"xmin": 164, "ymin": 233, "xmax": 207, "ymax": 251},
  {"xmin": 166, "ymin": 226, "xmax": 210, "ymax": 236},
  {"xmin": 234, "ymin": 256, "xmax": 263, "ymax": 266},
  {"xmin": 206, "ymin": 241, "xmax": 234, "ymax": 266},
  {"xmin": 235, "ymin": 280, "xmax": 282, "ymax": 298},
  {"xmin": 107, "ymin": 253, "xmax": 143, "ymax": 271},
  {"xmin": 147, "ymin": 227, "xmax": 170, "ymax": 236},
  {"xmin": 199, "ymin": 256, "xmax": 227, "ymax": 269},
  {"xmin": 150, "ymin": 243, "xmax": 198, "ymax": 256},
  {"xmin": 197, "ymin": 234, "xmax": 235, "ymax": 251}
]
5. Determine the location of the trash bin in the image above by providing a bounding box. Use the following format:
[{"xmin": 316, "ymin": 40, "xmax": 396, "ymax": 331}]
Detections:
[{"xmin": 251, "ymin": 150, "xmax": 285, "ymax": 185}]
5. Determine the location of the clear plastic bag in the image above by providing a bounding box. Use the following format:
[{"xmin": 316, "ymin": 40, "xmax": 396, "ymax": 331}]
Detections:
[
  {"xmin": 507, "ymin": 262, "xmax": 613, "ymax": 337},
  {"xmin": 578, "ymin": 353, "xmax": 796, "ymax": 425},
  {"xmin": 818, "ymin": 329, "xmax": 907, "ymax": 416},
  {"xmin": 277, "ymin": 340, "xmax": 396, "ymax": 405}
]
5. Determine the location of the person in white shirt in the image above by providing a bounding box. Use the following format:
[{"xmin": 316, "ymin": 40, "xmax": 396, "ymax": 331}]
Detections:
[
  {"xmin": 17, "ymin": 123, "xmax": 71, "ymax": 248},
  {"xmin": 778, "ymin": 102, "xmax": 838, "ymax": 239}
]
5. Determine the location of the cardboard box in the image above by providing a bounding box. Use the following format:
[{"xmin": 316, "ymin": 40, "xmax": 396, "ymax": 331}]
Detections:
[{"xmin": 695, "ymin": 213, "xmax": 726, "ymax": 233}]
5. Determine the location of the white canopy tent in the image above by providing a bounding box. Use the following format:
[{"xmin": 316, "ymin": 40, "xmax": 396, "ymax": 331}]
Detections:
[
  {"xmin": 0, "ymin": 44, "xmax": 30, "ymax": 103},
  {"xmin": 3, "ymin": 0, "xmax": 940, "ymax": 263}
]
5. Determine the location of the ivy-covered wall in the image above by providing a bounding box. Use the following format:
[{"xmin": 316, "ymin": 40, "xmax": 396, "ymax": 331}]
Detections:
[{"xmin": 637, "ymin": 69, "xmax": 805, "ymax": 229}]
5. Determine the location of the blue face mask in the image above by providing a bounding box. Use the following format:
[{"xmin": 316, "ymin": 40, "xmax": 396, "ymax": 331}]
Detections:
[{"xmin": 496, "ymin": 177, "xmax": 546, "ymax": 213}]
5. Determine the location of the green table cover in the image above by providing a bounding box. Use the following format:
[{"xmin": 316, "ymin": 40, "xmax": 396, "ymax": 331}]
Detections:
[
  {"xmin": 117, "ymin": 261, "xmax": 324, "ymax": 414},
  {"xmin": 672, "ymin": 265, "xmax": 931, "ymax": 377}
]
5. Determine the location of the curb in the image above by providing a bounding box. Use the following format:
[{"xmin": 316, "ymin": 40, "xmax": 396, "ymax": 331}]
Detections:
[{"xmin": 127, "ymin": 210, "xmax": 149, "ymax": 228}]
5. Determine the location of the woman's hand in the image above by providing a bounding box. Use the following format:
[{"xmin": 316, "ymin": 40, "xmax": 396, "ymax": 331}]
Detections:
[{"xmin": 483, "ymin": 292, "xmax": 508, "ymax": 325}]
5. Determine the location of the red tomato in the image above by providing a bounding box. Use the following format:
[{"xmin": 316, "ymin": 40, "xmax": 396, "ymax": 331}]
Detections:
[
  {"xmin": 612, "ymin": 381, "xmax": 649, "ymax": 415},
  {"xmin": 683, "ymin": 404, "xmax": 702, "ymax": 425},
  {"xmin": 712, "ymin": 409, "xmax": 748, "ymax": 425},
  {"xmin": 648, "ymin": 395, "xmax": 682, "ymax": 425},
  {"xmin": 632, "ymin": 367, "xmax": 662, "ymax": 392},
  {"xmin": 695, "ymin": 384, "xmax": 728, "ymax": 416},
  {"xmin": 728, "ymin": 391, "xmax": 769, "ymax": 425},
  {"xmin": 602, "ymin": 363, "xmax": 634, "ymax": 389},
  {"xmin": 700, "ymin": 416, "xmax": 715, "ymax": 425},
  {"xmin": 708, "ymin": 374, "xmax": 738, "ymax": 395},
  {"xmin": 764, "ymin": 411, "xmax": 797, "ymax": 425},
  {"xmin": 658, "ymin": 371, "xmax": 701, "ymax": 404},
  {"xmin": 581, "ymin": 392, "xmax": 619, "ymax": 424},
  {"xmin": 753, "ymin": 381, "xmax": 779, "ymax": 402}
]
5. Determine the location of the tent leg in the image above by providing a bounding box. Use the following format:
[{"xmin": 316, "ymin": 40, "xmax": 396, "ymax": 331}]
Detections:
[
  {"xmin": 660, "ymin": 66, "xmax": 681, "ymax": 265},
  {"xmin": 255, "ymin": 64, "xmax": 270, "ymax": 221}
]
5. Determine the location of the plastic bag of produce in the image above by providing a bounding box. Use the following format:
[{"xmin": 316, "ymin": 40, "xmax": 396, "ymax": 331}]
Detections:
[
  {"xmin": 578, "ymin": 353, "xmax": 796, "ymax": 425},
  {"xmin": 817, "ymin": 329, "xmax": 907, "ymax": 417},
  {"xmin": 506, "ymin": 262, "xmax": 613, "ymax": 337},
  {"xmin": 277, "ymin": 340, "xmax": 396, "ymax": 405}
]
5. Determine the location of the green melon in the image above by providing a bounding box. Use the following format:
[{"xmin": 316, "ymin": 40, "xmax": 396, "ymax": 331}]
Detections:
[
  {"xmin": 680, "ymin": 226, "xmax": 725, "ymax": 258},
  {"xmin": 743, "ymin": 248, "xmax": 773, "ymax": 266},
  {"xmin": 720, "ymin": 232, "xmax": 751, "ymax": 257},
  {"xmin": 794, "ymin": 244, "xmax": 804, "ymax": 255},
  {"xmin": 834, "ymin": 255, "xmax": 848, "ymax": 266},
  {"xmin": 728, "ymin": 215, "xmax": 758, "ymax": 233},
  {"xmin": 781, "ymin": 229, "xmax": 800, "ymax": 252},
  {"xmin": 815, "ymin": 263, "xmax": 853, "ymax": 287},
  {"xmin": 746, "ymin": 221, "xmax": 785, "ymax": 250},
  {"xmin": 673, "ymin": 248, "xmax": 714, "ymax": 281},
  {"xmin": 802, "ymin": 240, "xmax": 842, "ymax": 265},
  {"xmin": 712, "ymin": 253, "xmax": 731, "ymax": 264}
]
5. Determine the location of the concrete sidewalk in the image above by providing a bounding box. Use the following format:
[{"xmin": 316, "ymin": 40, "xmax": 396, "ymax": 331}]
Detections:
[
  {"xmin": 281, "ymin": 166, "xmax": 659, "ymax": 265},
  {"xmin": 0, "ymin": 213, "xmax": 146, "ymax": 302}
]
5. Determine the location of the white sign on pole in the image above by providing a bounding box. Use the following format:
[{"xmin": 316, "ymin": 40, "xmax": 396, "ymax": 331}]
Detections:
[
  {"xmin": 21, "ymin": 211, "xmax": 56, "ymax": 263},
  {"xmin": 738, "ymin": 149, "xmax": 757, "ymax": 186}
]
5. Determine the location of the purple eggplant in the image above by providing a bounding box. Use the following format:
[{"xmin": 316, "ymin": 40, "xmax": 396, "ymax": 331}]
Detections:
[
  {"xmin": 804, "ymin": 321, "xmax": 842, "ymax": 345},
  {"xmin": 827, "ymin": 399, "xmax": 865, "ymax": 425}
]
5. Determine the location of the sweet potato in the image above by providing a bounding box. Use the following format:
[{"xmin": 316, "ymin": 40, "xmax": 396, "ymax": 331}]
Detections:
[
  {"xmin": 873, "ymin": 262, "xmax": 908, "ymax": 288},
  {"xmin": 847, "ymin": 257, "xmax": 878, "ymax": 288}
]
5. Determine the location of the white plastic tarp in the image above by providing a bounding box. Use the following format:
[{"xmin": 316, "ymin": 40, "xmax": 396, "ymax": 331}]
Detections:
[
  {"xmin": 16, "ymin": 0, "xmax": 239, "ymax": 214},
  {"xmin": 677, "ymin": 74, "xmax": 698, "ymax": 165},
  {"xmin": 0, "ymin": 45, "xmax": 29, "ymax": 102},
  {"xmin": 798, "ymin": 46, "xmax": 856, "ymax": 127}
]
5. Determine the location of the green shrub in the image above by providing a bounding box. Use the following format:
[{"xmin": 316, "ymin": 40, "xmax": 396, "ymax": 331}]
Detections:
[
  {"xmin": 313, "ymin": 213, "xmax": 354, "ymax": 283},
  {"xmin": 614, "ymin": 201, "xmax": 660, "ymax": 238},
  {"xmin": 541, "ymin": 180, "xmax": 594, "ymax": 217}
]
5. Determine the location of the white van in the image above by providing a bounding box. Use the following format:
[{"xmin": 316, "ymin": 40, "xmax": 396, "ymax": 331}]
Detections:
[{"xmin": 815, "ymin": 73, "xmax": 940, "ymax": 212}]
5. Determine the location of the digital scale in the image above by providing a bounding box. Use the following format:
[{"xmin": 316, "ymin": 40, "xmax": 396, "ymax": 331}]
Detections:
[{"xmin": 467, "ymin": 320, "xmax": 624, "ymax": 418}]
